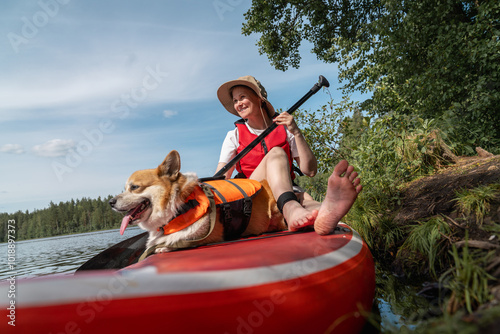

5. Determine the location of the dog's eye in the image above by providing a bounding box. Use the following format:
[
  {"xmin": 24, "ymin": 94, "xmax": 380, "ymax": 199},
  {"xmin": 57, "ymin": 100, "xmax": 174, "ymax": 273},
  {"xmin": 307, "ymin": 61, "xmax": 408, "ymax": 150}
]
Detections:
[{"xmin": 130, "ymin": 185, "xmax": 140, "ymax": 191}]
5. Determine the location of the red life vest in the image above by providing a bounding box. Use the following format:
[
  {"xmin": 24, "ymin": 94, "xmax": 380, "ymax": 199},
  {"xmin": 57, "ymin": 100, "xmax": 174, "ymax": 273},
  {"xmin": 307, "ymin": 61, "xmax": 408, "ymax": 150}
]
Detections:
[{"xmin": 235, "ymin": 119, "xmax": 295, "ymax": 179}]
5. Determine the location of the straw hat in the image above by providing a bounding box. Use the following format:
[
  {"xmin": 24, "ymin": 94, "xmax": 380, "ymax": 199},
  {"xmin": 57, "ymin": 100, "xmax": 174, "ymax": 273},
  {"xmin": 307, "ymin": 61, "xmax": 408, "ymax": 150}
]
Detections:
[{"xmin": 217, "ymin": 75, "xmax": 275, "ymax": 117}]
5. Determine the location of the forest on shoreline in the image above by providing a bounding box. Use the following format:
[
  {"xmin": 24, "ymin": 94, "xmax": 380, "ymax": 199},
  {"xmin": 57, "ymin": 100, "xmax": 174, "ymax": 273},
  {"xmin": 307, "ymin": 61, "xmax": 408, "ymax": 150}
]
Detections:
[{"xmin": 0, "ymin": 196, "xmax": 123, "ymax": 243}]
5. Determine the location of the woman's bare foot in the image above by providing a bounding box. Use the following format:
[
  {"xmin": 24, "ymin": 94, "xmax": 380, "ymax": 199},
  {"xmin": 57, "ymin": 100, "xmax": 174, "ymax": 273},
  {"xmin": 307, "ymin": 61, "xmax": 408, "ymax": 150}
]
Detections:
[
  {"xmin": 314, "ymin": 160, "xmax": 362, "ymax": 235},
  {"xmin": 283, "ymin": 200, "xmax": 318, "ymax": 231}
]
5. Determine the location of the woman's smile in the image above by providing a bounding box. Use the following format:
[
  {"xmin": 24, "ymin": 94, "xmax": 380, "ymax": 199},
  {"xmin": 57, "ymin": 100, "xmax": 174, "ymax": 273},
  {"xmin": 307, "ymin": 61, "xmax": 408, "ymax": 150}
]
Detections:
[{"xmin": 232, "ymin": 86, "xmax": 259, "ymax": 118}]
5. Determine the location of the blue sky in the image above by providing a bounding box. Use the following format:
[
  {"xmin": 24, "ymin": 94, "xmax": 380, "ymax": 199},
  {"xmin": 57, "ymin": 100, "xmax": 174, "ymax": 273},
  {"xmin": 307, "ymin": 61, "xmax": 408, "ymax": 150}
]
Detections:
[{"xmin": 0, "ymin": 0, "xmax": 357, "ymax": 214}]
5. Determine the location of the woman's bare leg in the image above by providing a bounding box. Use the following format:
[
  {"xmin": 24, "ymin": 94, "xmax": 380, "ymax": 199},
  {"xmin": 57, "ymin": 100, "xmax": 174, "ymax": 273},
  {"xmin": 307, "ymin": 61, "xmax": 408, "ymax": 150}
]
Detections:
[
  {"xmin": 248, "ymin": 150, "xmax": 361, "ymax": 235},
  {"xmin": 296, "ymin": 192, "xmax": 321, "ymax": 215},
  {"xmin": 250, "ymin": 148, "xmax": 317, "ymax": 230}
]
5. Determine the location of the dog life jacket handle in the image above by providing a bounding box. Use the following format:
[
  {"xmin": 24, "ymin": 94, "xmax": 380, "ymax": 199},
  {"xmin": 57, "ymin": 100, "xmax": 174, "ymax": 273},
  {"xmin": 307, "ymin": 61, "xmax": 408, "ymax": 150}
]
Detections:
[{"xmin": 213, "ymin": 75, "xmax": 329, "ymax": 179}]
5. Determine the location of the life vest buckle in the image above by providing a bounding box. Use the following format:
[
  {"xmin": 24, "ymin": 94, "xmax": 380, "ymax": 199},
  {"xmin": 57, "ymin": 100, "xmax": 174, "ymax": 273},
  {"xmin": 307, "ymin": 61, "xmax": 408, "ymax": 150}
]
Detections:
[
  {"xmin": 222, "ymin": 203, "xmax": 232, "ymax": 224},
  {"xmin": 243, "ymin": 198, "xmax": 252, "ymax": 217}
]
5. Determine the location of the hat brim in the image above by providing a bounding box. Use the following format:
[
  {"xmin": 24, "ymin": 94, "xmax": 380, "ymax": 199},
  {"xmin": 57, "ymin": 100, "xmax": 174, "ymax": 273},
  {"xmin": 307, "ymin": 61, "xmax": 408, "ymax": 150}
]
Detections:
[{"xmin": 217, "ymin": 79, "xmax": 275, "ymax": 117}]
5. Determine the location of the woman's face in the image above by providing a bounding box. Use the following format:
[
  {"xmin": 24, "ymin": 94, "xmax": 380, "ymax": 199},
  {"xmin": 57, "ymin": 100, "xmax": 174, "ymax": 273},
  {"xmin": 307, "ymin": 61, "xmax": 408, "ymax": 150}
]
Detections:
[{"xmin": 231, "ymin": 86, "xmax": 261, "ymax": 119}]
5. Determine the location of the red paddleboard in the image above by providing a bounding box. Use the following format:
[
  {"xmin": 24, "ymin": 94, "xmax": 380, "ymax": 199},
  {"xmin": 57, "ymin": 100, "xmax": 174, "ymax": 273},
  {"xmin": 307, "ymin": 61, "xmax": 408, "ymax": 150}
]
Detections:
[{"xmin": 0, "ymin": 224, "xmax": 375, "ymax": 334}]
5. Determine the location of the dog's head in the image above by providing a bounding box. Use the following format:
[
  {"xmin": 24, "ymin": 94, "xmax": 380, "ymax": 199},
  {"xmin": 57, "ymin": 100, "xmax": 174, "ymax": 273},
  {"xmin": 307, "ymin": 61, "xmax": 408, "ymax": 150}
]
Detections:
[{"xmin": 109, "ymin": 150, "xmax": 196, "ymax": 235}]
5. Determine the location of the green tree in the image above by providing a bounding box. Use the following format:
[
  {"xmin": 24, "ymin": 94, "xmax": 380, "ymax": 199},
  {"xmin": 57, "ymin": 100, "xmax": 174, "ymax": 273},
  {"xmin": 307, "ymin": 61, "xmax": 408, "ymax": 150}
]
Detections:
[
  {"xmin": 243, "ymin": 0, "xmax": 500, "ymax": 153},
  {"xmin": 294, "ymin": 97, "xmax": 366, "ymax": 173},
  {"xmin": 0, "ymin": 195, "xmax": 122, "ymax": 242}
]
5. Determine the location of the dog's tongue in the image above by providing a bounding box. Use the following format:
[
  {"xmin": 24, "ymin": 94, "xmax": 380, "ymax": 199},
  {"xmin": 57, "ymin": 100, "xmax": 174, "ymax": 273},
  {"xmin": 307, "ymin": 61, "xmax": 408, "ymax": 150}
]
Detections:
[
  {"xmin": 120, "ymin": 202, "xmax": 146, "ymax": 235},
  {"xmin": 120, "ymin": 214, "xmax": 132, "ymax": 235}
]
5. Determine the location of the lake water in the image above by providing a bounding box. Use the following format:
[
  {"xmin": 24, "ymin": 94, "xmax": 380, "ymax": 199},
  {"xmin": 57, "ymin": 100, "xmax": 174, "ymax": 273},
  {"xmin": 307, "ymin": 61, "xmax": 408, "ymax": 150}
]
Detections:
[
  {"xmin": 0, "ymin": 227, "xmax": 144, "ymax": 280},
  {"xmin": 0, "ymin": 228, "xmax": 427, "ymax": 332}
]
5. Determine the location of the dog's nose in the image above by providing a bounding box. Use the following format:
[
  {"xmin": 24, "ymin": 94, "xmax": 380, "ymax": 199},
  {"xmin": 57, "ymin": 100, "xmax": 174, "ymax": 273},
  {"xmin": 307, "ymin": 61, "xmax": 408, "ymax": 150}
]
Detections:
[{"xmin": 109, "ymin": 197, "xmax": 117, "ymax": 207}]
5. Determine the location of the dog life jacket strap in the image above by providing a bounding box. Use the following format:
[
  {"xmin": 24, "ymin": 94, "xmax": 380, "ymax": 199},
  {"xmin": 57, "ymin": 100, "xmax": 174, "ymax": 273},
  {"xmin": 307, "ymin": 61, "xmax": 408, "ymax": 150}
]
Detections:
[{"xmin": 138, "ymin": 184, "xmax": 217, "ymax": 261}]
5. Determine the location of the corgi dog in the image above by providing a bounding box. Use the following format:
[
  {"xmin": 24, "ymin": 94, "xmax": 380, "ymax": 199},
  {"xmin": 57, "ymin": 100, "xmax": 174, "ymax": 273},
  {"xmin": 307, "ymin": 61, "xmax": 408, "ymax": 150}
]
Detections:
[{"xmin": 109, "ymin": 150, "xmax": 286, "ymax": 253}]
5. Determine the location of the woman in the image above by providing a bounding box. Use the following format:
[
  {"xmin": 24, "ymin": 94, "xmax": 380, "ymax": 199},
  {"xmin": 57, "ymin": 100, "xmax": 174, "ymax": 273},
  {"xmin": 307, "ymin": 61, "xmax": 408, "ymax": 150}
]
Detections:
[{"xmin": 215, "ymin": 76, "xmax": 362, "ymax": 235}]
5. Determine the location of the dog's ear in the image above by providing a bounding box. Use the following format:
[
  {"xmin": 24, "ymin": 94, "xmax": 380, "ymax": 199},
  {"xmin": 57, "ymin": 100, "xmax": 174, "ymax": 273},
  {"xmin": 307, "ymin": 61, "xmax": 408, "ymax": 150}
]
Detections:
[{"xmin": 157, "ymin": 150, "xmax": 180, "ymax": 179}]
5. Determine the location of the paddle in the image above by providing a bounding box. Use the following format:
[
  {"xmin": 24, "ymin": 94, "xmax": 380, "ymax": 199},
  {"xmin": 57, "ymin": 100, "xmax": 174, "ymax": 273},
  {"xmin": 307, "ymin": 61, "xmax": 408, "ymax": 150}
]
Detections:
[
  {"xmin": 76, "ymin": 75, "xmax": 329, "ymax": 272},
  {"xmin": 76, "ymin": 231, "xmax": 148, "ymax": 272}
]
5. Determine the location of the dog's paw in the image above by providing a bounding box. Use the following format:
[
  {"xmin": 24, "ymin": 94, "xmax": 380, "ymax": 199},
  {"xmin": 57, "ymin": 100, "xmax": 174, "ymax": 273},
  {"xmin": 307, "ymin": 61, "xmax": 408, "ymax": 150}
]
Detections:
[{"xmin": 154, "ymin": 247, "xmax": 171, "ymax": 253}]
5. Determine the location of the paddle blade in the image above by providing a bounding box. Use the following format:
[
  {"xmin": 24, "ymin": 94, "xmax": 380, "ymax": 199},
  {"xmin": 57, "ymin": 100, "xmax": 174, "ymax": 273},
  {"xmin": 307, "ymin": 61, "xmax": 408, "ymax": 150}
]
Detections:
[{"xmin": 76, "ymin": 232, "xmax": 148, "ymax": 272}]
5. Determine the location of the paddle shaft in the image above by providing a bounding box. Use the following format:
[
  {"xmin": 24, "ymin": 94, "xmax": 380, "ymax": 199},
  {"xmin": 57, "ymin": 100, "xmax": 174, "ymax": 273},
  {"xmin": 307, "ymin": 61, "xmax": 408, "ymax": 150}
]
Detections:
[{"xmin": 213, "ymin": 75, "xmax": 329, "ymax": 179}]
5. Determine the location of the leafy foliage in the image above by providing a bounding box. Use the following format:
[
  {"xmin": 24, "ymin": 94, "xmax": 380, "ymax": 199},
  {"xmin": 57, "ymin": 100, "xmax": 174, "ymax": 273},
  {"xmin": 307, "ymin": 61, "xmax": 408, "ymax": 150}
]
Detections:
[
  {"xmin": 399, "ymin": 216, "xmax": 452, "ymax": 278},
  {"xmin": 349, "ymin": 113, "xmax": 454, "ymax": 205},
  {"xmin": 243, "ymin": 0, "xmax": 500, "ymax": 154},
  {"xmin": 242, "ymin": 0, "xmax": 381, "ymax": 71},
  {"xmin": 453, "ymin": 184, "xmax": 500, "ymax": 225},
  {"xmin": 441, "ymin": 238, "xmax": 495, "ymax": 314},
  {"xmin": 293, "ymin": 96, "xmax": 366, "ymax": 173}
]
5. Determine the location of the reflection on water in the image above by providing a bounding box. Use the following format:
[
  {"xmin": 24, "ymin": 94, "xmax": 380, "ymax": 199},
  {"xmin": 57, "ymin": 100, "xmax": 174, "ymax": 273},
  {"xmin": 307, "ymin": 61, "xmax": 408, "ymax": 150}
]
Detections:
[
  {"xmin": 372, "ymin": 266, "xmax": 435, "ymax": 333},
  {"xmin": 0, "ymin": 227, "xmax": 143, "ymax": 280}
]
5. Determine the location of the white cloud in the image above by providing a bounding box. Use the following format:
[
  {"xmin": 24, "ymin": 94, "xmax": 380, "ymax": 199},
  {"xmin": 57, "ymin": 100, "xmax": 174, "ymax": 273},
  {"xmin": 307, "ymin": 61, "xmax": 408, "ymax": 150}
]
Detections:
[
  {"xmin": 0, "ymin": 144, "xmax": 25, "ymax": 154},
  {"xmin": 163, "ymin": 110, "xmax": 178, "ymax": 118},
  {"xmin": 32, "ymin": 139, "xmax": 76, "ymax": 157}
]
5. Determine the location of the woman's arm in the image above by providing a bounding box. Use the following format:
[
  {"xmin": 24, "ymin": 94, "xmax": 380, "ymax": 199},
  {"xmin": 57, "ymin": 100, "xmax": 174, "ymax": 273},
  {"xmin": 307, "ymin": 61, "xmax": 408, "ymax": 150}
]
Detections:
[
  {"xmin": 216, "ymin": 162, "xmax": 236, "ymax": 179},
  {"xmin": 274, "ymin": 112, "xmax": 317, "ymax": 177},
  {"xmin": 217, "ymin": 129, "xmax": 239, "ymax": 179}
]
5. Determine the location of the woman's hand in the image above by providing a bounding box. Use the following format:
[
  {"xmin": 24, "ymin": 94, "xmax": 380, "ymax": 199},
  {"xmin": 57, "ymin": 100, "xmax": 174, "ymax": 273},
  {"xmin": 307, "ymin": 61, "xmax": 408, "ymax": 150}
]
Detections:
[
  {"xmin": 273, "ymin": 112, "xmax": 300, "ymax": 136},
  {"xmin": 216, "ymin": 162, "xmax": 235, "ymax": 179}
]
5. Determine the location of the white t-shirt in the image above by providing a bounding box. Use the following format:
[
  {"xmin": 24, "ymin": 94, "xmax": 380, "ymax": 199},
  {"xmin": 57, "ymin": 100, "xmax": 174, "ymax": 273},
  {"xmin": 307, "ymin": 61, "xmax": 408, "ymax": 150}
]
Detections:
[{"xmin": 218, "ymin": 121, "xmax": 299, "ymax": 164}]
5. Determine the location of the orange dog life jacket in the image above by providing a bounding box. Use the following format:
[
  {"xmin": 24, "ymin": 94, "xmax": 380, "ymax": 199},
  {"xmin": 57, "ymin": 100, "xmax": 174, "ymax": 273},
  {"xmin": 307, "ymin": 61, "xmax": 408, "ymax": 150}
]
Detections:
[{"xmin": 159, "ymin": 179, "xmax": 262, "ymax": 240}]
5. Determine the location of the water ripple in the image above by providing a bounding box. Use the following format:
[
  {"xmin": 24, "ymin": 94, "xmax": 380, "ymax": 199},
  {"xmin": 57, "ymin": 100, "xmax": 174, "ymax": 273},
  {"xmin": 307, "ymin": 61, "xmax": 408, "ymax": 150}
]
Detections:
[{"xmin": 0, "ymin": 227, "xmax": 144, "ymax": 280}]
